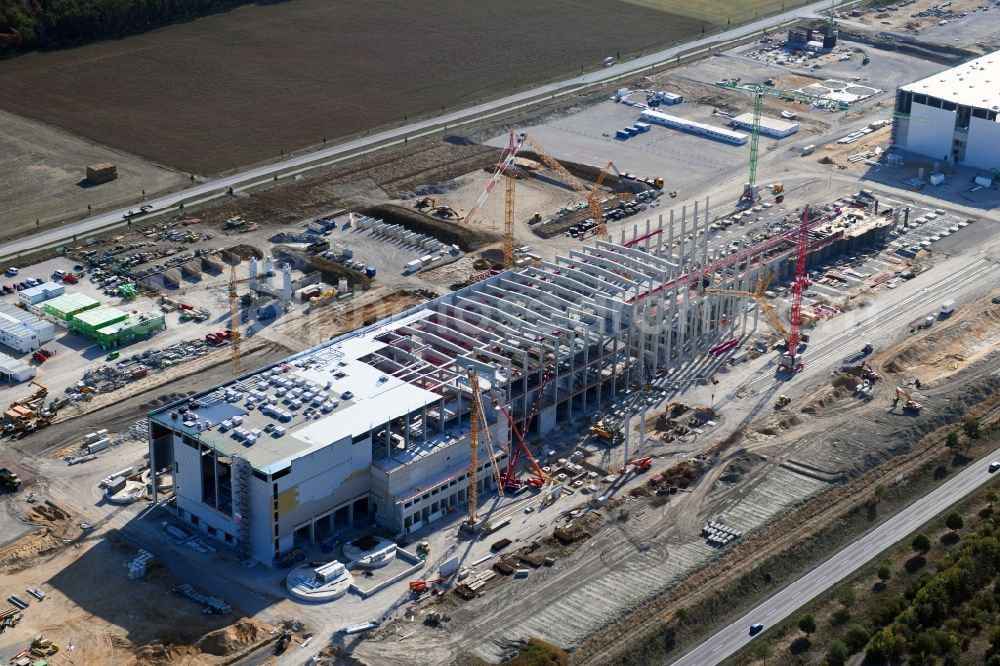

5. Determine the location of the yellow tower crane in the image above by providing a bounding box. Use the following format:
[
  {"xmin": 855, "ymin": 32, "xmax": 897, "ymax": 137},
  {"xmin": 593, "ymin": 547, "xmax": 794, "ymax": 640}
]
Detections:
[
  {"xmin": 704, "ymin": 270, "xmax": 789, "ymax": 344},
  {"xmin": 526, "ymin": 139, "xmax": 617, "ymax": 241},
  {"xmin": 466, "ymin": 368, "xmax": 482, "ymax": 527}
]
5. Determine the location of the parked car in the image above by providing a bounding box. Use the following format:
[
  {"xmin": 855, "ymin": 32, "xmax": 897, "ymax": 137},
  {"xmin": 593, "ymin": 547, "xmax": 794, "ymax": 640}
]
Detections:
[{"xmin": 5, "ymin": 267, "xmax": 18, "ymax": 276}]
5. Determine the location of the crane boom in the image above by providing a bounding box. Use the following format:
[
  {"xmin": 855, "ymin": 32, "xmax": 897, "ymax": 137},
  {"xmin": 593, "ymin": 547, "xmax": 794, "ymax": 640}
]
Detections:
[{"xmin": 465, "ymin": 131, "xmax": 526, "ymax": 228}]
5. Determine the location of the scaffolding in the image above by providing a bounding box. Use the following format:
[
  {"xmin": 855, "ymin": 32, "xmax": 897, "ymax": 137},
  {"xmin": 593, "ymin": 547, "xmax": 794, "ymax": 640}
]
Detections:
[{"xmin": 231, "ymin": 455, "xmax": 252, "ymax": 559}]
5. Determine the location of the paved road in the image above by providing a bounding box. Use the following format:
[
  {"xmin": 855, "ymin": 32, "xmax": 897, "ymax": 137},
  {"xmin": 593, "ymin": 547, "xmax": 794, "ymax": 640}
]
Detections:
[
  {"xmin": 672, "ymin": 445, "xmax": 1000, "ymax": 666},
  {"xmin": 0, "ymin": 0, "xmax": 849, "ymax": 263}
]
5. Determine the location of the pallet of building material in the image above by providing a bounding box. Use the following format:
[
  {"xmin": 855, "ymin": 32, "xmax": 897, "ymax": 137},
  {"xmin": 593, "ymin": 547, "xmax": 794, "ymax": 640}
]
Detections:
[
  {"xmin": 491, "ymin": 560, "xmax": 515, "ymax": 576},
  {"xmin": 517, "ymin": 553, "xmax": 544, "ymax": 568},
  {"xmin": 453, "ymin": 584, "xmax": 476, "ymax": 600},
  {"xmin": 25, "ymin": 588, "xmax": 45, "ymax": 601},
  {"xmin": 553, "ymin": 527, "xmax": 577, "ymax": 544}
]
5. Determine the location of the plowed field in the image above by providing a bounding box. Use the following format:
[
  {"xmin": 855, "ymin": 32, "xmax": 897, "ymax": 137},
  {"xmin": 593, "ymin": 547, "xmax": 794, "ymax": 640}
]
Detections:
[{"xmin": 0, "ymin": 0, "xmax": 709, "ymax": 174}]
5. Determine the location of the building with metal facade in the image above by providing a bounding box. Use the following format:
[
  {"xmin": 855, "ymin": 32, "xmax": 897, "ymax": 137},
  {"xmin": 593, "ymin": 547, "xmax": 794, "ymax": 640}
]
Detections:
[
  {"xmin": 18, "ymin": 281, "xmax": 64, "ymax": 306},
  {"xmin": 147, "ymin": 199, "xmax": 893, "ymax": 565},
  {"xmin": 0, "ymin": 302, "xmax": 55, "ymax": 352},
  {"xmin": 893, "ymin": 50, "xmax": 1000, "ymax": 169},
  {"xmin": 0, "ymin": 351, "xmax": 35, "ymax": 382},
  {"xmin": 639, "ymin": 110, "xmax": 749, "ymax": 145}
]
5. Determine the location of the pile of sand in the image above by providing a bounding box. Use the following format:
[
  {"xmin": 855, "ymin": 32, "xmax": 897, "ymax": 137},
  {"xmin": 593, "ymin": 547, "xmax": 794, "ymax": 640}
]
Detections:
[{"xmin": 196, "ymin": 618, "xmax": 271, "ymax": 657}]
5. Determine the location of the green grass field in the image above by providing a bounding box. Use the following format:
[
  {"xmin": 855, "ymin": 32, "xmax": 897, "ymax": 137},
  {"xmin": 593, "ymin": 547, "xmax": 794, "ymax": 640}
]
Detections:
[{"xmin": 622, "ymin": 0, "xmax": 814, "ymax": 25}]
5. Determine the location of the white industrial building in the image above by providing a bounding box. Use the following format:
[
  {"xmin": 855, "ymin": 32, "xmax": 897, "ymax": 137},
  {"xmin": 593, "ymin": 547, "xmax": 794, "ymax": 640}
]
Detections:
[
  {"xmin": 149, "ymin": 199, "xmax": 877, "ymax": 565},
  {"xmin": 0, "ymin": 351, "xmax": 35, "ymax": 383},
  {"xmin": 893, "ymin": 50, "xmax": 1000, "ymax": 169},
  {"xmin": 731, "ymin": 113, "xmax": 799, "ymax": 138},
  {"xmin": 18, "ymin": 281, "xmax": 64, "ymax": 305},
  {"xmin": 0, "ymin": 302, "xmax": 55, "ymax": 352},
  {"xmin": 639, "ymin": 110, "xmax": 748, "ymax": 145}
]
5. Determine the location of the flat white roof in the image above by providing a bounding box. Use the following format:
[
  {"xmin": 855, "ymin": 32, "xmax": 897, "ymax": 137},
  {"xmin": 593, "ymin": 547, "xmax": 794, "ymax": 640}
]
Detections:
[
  {"xmin": 731, "ymin": 113, "xmax": 799, "ymax": 132},
  {"xmin": 901, "ymin": 50, "xmax": 1000, "ymax": 112},
  {"xmin": 639, "ymin": 110, "xmax": 748, "ymax": 141}
]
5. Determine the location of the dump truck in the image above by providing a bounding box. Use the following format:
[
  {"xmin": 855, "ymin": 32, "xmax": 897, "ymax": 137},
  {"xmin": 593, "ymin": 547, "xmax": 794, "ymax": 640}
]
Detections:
[{"xmin": 0, "ymin": 468, "xmax": 21, "ymax": 491}]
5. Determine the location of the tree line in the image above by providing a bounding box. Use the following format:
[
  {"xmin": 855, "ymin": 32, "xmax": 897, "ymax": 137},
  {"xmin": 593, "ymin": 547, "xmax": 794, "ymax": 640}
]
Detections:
[{"xmin": 0, "ymin": 0, "xmax": 277, "ymax": 53}]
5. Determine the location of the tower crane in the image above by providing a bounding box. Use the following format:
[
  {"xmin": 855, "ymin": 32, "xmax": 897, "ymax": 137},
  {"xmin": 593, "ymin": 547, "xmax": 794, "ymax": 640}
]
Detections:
[
  {"xmin": 700, "ymin": 207, "xmax": 811, "ymax": 373},
  {"xmin": 465, "ymin": 369, "xmax": 482, "ymax": 527},
  {"xmin": 526, "ymin": 138, "xmax": 618, "ymax": 240},
  {"xmin": 464, "ymin": 131, "xmax": 526, "ymax": 272},
  {"xmin": 737, "ymin": 88, "xmax": 765, "ymax": 209},
  {"xmin": 494, "ymin": 372, "xmax": 551, "ymax": 490},
  {"xmin": 704, "ymin": 269, "xmax": 788, "ymax": 344},
  {"xmin": 781, "ymin": 205, "xmax": 812, "ymax": 372}
]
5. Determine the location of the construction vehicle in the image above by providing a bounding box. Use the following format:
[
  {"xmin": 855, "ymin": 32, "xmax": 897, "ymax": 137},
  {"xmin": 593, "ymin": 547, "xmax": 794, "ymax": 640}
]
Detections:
[
  {"xmin": 623, "ymin": 457, "xmax": 652, "ymax": 474},
  {"xmin": 775, "ymin": 395, "xmax": 791, "ymax": 408},
  {"xmin": 429, "ymin": 205, "xmax": 460, "ymax": 219},
  {"xmin": 275, "ymin": 630, "xmax": 292, "ymax": 654},
  {"xmin": 415, "ymin": 197, "xmax": 435, "ymax": 209},
  {"xmin": 862, "ymin": 343, "xmax": 874, "ymax": 355},
  {"xmin": 526, "ymin": 138, "xmax": 620, "ymax": 241},
  {"xmin": 893, "ymin": 386, "xmax": 923, "ymax": 414},
  {"xmin": 30, "ymin": 635, "xmax": 59, "ymax": 657},
  {"xmin": 0, "ymin": 467, "xmax": 21, "ymax": 491}
]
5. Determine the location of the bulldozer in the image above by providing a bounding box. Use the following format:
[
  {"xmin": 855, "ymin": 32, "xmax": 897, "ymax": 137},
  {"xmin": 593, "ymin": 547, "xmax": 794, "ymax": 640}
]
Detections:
[
  {"xmin": 589, "ymin": 420, "xmax": 616, "ymax": 441},
  {"xmin": 30, "ymin": 634, "xmax": 59, "ymax": 657}
]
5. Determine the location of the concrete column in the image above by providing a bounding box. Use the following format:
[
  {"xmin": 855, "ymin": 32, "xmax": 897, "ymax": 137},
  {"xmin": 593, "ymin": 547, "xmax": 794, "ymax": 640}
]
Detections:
[
  {"xmin": 309, "ymin": 520, "xmax": 316, "ymax": 544},
  {"xmin": 656, "ymin": 214, "xmax": 664, "ymax": 254},
  {"xmin": 667, "ymin": 210, "xmax": 675, "ymax": 260},
  {"xmin": 678, "ymin": 207, "xmax": 687, "ymax": 271}
]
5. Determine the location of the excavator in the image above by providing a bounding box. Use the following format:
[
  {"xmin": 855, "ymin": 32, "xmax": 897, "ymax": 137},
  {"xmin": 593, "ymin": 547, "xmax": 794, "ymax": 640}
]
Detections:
[{"xmin": 893, "ymin": 386, "xmax": 923, "ymax": 414}]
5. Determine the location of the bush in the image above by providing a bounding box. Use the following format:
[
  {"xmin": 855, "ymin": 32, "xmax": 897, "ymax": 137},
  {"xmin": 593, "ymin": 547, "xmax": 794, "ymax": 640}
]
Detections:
[
  {"xmin": 865, "ymin": 628, "xmax": 898, "ymax": 661},
  {"xmin": 832, "ymin": 607, "xmax": 851, "ymax": 626},
  {"xmin": 946, "ymin": 431, "xmax": 960, "ymax": 449},
  {"xmin": 827, "ymin": 639, "xmax": 850, "ymax": 665},
  {"xmin": 877, "ymin": 564, "xmax": 892, "ymax": 582},
  {"xmin": 837, "ymin": 587, "xmax": 856, "ymax": 607},
  {"xmin": 963, "ymin": 418, "xmax": 982, "ymax": 440},
  {"xmin": 508, "ymin": 638, "xmax": 568, "ymax": 666},
  {"xmin": 912, "ymin": 533, "xmax": 932, "ymax": 554},
  {"xmin": 843, "ymin": 623, "xmax": 871, "ymax": 651},
  {"xmin": 798, "ymin": 613, "xmax": 816, "ymax": 635},
  {"xmin": 945, "ymin": 513, "xmax": 965, "ymax": 531}
]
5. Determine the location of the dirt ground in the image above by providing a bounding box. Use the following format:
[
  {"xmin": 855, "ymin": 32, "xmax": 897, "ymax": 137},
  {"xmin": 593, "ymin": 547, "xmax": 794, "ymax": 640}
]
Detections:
[
  {"xmin": 0, "ymin": 525, "xmax": 275, "ymax": 666},
  {"xmin": 561, "ymin": 296, "xmax": 1000, "ymax": 664},
  {"xmin": 0, "ymin": 108, "xmax": 189, "ymax": 237},
  {"xmin": 0, "ymin": 0, "xmax": 708, "ymax": 174}
]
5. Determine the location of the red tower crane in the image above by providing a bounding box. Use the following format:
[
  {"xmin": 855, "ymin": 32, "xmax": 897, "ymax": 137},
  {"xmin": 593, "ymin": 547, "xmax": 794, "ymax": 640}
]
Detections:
[
  {"xmin": 494, "ymin": 373, "xmax": 550, "ymax": 490},
  {"xmin": 779, "ymin": 206, "xmax": 812, "ymax": 372}
]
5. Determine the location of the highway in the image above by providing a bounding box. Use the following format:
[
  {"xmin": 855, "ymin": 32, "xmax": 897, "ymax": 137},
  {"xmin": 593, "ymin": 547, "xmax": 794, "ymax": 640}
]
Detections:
[
  {"xmin": 672, "ymin": 443, "xmax": 1000, "ymax": 666},
  {"xmin": 0, "ymin": 0, "xmax": 847, "ymax": 263}
]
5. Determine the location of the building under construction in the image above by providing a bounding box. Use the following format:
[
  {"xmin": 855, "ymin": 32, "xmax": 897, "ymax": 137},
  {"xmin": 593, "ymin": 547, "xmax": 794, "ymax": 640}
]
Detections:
[{"xmin": 147, "ymin": 199, "xmax": 897, "ymax": 565}]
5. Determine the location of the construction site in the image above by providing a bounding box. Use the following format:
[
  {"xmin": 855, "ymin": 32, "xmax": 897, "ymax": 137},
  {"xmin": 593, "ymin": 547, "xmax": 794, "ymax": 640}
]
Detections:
[{"xmin": 1, "ymin": 3, "xmax": 1000, "ymax": 666}]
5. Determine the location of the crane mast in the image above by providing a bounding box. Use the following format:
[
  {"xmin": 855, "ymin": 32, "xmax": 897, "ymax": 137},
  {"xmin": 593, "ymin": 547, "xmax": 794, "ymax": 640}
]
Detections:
[
  {"xmin": 466, "ymin": 369, "xmax": 481, "ymax": 526},
  {"xmin": 739, "ymin": 89, "xmax": 764, "ymax": 207},
  {"xmin": 782, "ymin": 206, "xmax": 811, "ymax": 371}
]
